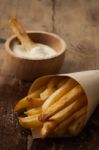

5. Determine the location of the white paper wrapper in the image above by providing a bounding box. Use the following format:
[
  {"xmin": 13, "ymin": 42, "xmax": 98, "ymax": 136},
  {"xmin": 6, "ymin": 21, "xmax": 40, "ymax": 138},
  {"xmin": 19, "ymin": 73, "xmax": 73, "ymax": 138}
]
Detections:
[{"xmin": 29, "ymin": 70, "xmax": 99, "ymax": 138}]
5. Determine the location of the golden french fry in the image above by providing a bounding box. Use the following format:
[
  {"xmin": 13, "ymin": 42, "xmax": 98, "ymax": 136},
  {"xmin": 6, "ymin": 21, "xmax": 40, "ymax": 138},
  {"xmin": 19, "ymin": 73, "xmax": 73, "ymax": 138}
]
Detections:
[
  {"xmin": 55, "ymin": 106, "xmax": 87, "ymax": 135},
  {"xmin": 47, "ymin": 77, "xmax": 62, "ymax": 88},
  {"xmin": 19, "ymin": 114, "xmax": 42, "ymax": 128},
  {"xmin": 14, "ymin": 98, "xmax": 29, "ymax": 112},
  {"xmin": 14, "ymin": 86, "xmax": 46, "ymax": 111},
  {"xmin": 40, "ymin": 77, "xmax": 64, "ymax": 100},
  {"xmin": 28, "ymin": 77, "xmax": 51, "ymax": 95},
  {"xmin": 42, "ymin": 78, "xmax": 78, "ymax": 111},
  {"xmin": 28, "ymin": 98, "xmax": 44, "ymax": 106},
  {"xmin": 41, "ymin": 121, "xmax": 57, "ymax": 138},
  {"xmin": 24, "ymin": 107, "xmax": 42, "ymax": 116},
  {"xmin": 9, "ymin": 18, "xmax": 36, "ymax": 50},
  {"xmin": 40, "ymin": 96, "xmax": 87, "ymax": 137},
  {"xmin": 15, "ymin": 97, "xmax": 44, "ymax": 112},
  {"xmin": 40, "ymin": 88, "xmax": 56, "ymax": 100},
  {"xmin": 49, "ymin": 95, "xmax": 87, "ymax": 123},
  {"xmin": 68, "ymin": 114, "xmax": 86, "ymax": 136},
  {"xmin": 39, "ymin": 85, "xmax": 85, "ymax": 121}
]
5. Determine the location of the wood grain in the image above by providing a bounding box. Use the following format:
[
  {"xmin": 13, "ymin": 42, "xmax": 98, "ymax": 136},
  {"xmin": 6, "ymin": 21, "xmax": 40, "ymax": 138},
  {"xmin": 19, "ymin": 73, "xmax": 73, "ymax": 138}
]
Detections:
[
  {"xmin": 54, "ymin": 0, "xmax": 98, "ymax": 73},
  {"xmin": 0, "ymin": 0, "xmax": 53, "ymax": 39},
  {"xmin": 0, "ymin": 75, "xmax": 30, "ymax": 150},
  {"xmin": 0, "ymin": 0, "xmax": 99, "ymax": 150}
]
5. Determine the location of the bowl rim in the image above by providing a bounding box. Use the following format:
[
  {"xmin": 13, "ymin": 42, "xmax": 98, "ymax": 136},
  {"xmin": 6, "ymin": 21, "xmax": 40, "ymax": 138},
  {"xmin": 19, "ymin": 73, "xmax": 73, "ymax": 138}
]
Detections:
[{"xmin": 5, "ymin": 30, "xmax": 67, "ymax": 61}]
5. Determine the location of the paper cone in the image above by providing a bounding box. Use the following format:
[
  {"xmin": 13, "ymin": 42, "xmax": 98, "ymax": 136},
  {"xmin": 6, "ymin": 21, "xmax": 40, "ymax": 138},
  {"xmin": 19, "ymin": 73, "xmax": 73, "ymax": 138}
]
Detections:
[{"xmin": 29, "ymin": 70, "xmax": 99, "ymax": 138}]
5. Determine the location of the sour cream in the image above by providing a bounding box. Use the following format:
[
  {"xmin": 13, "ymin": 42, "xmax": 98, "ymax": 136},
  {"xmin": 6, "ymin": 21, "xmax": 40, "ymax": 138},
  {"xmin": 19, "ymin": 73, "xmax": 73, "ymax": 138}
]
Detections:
[{"xmin": 12, "ymin": 43, "xmax": 57, "ymax": 59}]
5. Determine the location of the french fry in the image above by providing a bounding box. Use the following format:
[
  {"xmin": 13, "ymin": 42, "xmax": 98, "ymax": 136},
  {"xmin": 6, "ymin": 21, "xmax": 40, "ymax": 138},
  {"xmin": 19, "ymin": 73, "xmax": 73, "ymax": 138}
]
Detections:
[
  {"xmin": 40, "ymin": 88, "xmax": 56, "ymax": 100},
  {"xmin": 14, "ymin": 86, "xmax": 46, "ymax": 111},
  {"xmin": 47, "ymin": 77, "xmax": 62, "ymax": 88},
  {"xmin": 39, "ymin": 85, "xmax": 85, "ymax": 121},
  {"xmin": 19, "ymin": 114, "xmax": 42, "ymax": 128},
  {"xmin": 55, "ymin": 106, "xmax": 87, "ymax": 135},
  {"xmin": 40, "ymin": 96, "xmax": 87, "ymax": 137},
  {"xmin": 28, "ymin": 98, "xmax": 44, "ymax": 106},
  {"xmin": 15, "ymin": 97, "xmax": 43, "ymax": 112},
  {"xmin": 42, "ymin": 79, "xmax": 78, "ymax": 111},
  {"xmin": 24, "ymin": 107, "xmax": 42, "ymax": 116},
  {"xmin": 40, "ymin": 77, "xmax": 61, "ymax": 100},
  {"xmin": 28, "ymin": 78, "xmax": 51, "ymax": 95},
  {"xmin": 41, "ymin": 121, "xmax": 57, "ymax": 138},
  {"xmin": 68, "ymin": 114, "xmax": 86, "ymax": 136},
  {"xmin": 9, "ymin": 18, "xmax": 37, "ymax": 50},
  {"xmin": 49, "ymin": 95, "xmax": 87, "ymax": 123}
]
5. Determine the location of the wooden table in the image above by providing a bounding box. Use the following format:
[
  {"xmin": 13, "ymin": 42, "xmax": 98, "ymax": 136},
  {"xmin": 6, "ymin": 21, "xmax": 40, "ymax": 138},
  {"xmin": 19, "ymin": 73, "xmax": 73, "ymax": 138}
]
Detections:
[{"xmin": 0, "ymin": 0, "xmax": 99, "ymax": 150}]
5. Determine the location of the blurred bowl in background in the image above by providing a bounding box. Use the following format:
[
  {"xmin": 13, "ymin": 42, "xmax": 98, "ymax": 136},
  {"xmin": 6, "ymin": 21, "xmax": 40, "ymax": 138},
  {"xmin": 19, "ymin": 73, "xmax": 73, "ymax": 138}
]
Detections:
[{"xmin": 2, "ymin": 31, "xmax": 66, "ymax": 81}]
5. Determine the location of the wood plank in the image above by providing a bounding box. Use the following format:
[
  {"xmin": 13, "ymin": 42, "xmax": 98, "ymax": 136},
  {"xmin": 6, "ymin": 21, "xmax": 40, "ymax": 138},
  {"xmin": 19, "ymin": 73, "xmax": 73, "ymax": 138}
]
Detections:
[
  {"xmin": 16, "ymin": 0, "xmax": 53, "ymax": 32},
  {"xmin": 0, "ymin": 0, "xmax": 17, "ymax": 38},
  {"xmin": 0, "ymin": 0, "xmax": 53, "ymax": 40},
  {"xmin": 60, "ymin": 49, "xmax": 96, "ymax": 73},
  {"xmin": 0, "ymin": 75, "xmax": 30, "ymax": 150},
  {"xmin": 79, "ymin": 0, "xmax": 99, "ymax": 69},
  {"xmin": 54, "ymin": 0, "xmax": 96, "ymax": 73},
  {"xmin": 54, "ymin": 0, "xmax": 95, "ymax": 51}
]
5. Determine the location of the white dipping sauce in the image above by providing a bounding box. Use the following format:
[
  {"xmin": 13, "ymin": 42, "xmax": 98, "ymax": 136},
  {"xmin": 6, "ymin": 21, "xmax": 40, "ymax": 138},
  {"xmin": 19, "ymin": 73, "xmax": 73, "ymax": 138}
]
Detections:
[{"xmin": 13, "ymin": 43, "xmax": 57, "ymax": 59}]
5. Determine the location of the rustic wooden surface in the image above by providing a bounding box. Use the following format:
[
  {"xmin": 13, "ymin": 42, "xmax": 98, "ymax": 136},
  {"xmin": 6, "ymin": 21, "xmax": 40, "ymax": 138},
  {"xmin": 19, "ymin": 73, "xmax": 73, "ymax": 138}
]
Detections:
[{"xmin": 0, "ymin": 0, "xmax": 99, "ymax": 150}]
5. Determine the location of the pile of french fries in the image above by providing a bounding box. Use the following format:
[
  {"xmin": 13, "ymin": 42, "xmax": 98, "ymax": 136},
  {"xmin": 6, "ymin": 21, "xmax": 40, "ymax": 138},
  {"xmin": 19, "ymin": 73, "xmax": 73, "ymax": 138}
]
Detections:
[{"xmin": 14, "ymin": 77, "xmax": 87, "ymax": 138}]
